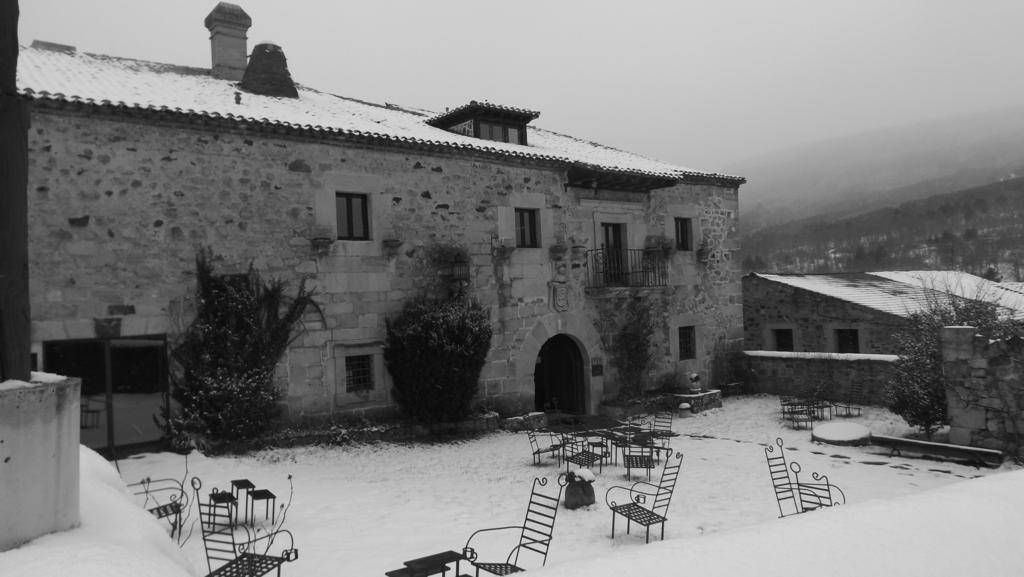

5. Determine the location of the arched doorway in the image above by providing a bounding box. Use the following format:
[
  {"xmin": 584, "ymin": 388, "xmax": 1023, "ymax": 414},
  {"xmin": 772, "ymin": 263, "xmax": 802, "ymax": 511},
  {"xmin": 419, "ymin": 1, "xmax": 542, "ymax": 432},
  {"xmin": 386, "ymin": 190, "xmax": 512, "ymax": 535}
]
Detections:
[{"xmin": 534, "ymin": 334, "xmax": 585, "ymax": 413}]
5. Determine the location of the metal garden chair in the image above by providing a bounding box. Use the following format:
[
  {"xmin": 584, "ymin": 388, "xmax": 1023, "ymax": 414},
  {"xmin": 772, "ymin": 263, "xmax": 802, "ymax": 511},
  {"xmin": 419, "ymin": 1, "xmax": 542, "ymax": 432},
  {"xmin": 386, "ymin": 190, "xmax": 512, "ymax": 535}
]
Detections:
[
  {"xmin": 463, "ymin": 474, "xmax": 568, "ymax": 576},
  {"xmin": 604, "ymin": 451, "xmax": 684, "ymax": 543},
  {"xmin": 191, "ymin": 477, "xmax": 298, "ymax": 577},
  {"xmin": 526, "ymin": 429, "xmax": 563, "ymax": 466}
]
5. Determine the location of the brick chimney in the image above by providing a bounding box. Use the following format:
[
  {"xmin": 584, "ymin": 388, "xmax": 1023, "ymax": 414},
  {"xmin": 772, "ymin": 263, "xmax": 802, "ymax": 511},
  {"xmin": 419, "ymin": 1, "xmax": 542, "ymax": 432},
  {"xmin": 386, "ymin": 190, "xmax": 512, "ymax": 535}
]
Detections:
[{"xmin": 204, "ymin": 2, "xmax": 252, "ymax": 81}]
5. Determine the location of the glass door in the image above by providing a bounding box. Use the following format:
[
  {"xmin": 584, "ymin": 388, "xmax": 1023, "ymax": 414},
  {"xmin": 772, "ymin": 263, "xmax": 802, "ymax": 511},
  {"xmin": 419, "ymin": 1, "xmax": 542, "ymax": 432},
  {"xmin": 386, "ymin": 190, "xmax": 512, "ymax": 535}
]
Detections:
[{"xmin": 44, "ymin": 336, "xmax": 168, "ymax": 452}]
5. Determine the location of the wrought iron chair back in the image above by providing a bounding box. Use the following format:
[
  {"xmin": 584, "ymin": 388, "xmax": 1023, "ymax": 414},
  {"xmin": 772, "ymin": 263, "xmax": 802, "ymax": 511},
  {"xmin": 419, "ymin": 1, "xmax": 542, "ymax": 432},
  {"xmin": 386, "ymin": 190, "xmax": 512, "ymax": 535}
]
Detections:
[
  {"xmin": 526, "ymin": 429, "xmax": 562, "ymax": 466},
  {"xmin": 764, "ymin": 438, "xmax": 799, "ymax": 517},
  {"xmin": 832, "ymin": 381, "xmax": 865, "ymax": 417},
  {"xmin": 517, "ymin": 477, "xmax": 563, "ymax": 564},
  {"xmin": 191, "ymin": 477, "xmax": 298, "ymax": 577},
  {"xmin": 603, "ymin": 451, "xmax": 684, "ymax": 543},
  {"xmin": 464, "ymin": 475, "xmax": 568, "ymax": 575},
  {"xmin": 622, "ymin": 442, "xmax": 657, "ymax": 481},
  {"xmin": 650, "ymin": 412, "xmax": 674, "ymax": 457},
  {"xmin": 127, "ymin": 476, "xmax": 190, "ymax": 539},
  {"xmin": 790, "ymin": 462, "xmax": 846, "ymax": 512},
  {"xmin": 764, "ymin": 438, "xmax": 845, "ymax": 517},
  {"xmin": 650, "ymin": 451, "xmax": 682, "ymax": 517},
  {"xmin": 652, "ymin": 412, "xmax": 673, "ymax": 435}
]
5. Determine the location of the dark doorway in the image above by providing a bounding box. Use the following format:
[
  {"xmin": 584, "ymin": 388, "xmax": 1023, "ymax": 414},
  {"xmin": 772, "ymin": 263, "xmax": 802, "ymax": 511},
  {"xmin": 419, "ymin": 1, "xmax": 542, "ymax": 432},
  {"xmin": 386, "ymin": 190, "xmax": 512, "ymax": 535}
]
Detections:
[
  {"xmin": 534, "ymin": 335, "xmax": 585, "ymax": 414},
  {"xmin": 43, "ymin": 336, "xmax": 168, "ymax": 452}
]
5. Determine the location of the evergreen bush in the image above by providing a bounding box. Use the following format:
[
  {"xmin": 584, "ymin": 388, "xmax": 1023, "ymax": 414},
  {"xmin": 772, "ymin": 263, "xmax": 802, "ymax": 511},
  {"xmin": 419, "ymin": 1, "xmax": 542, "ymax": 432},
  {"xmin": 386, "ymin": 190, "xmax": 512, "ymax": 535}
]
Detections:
[
  {"xmin": 608, "ymin": 298, "xmax": 654, "ymax": 400},
  {"xmin": 163, "ymin": 248, "xmax": 321, "ymax": 449},
  {"xmin": 384, "ymin": 297, "xmax": 492, "ymax": 422},
  {"xmin": 888, "ymin": 294, "xmax": 1020, "ymax": 439}
]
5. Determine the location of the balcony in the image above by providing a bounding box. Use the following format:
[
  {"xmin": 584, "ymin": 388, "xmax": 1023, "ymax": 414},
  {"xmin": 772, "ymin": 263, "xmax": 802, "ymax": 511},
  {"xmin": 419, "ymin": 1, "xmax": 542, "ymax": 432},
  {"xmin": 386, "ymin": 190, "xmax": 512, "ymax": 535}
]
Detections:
[{"xmin": 586, "ymin": 248, "xmax": 667, "ymax": 288}]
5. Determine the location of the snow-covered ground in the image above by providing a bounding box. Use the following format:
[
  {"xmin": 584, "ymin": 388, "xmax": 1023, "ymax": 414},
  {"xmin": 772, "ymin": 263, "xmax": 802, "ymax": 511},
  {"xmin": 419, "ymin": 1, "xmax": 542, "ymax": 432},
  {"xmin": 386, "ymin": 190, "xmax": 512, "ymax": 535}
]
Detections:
[{"xmin": 3, "ymin": 395, "xmax": 1023, "ymax": 577}]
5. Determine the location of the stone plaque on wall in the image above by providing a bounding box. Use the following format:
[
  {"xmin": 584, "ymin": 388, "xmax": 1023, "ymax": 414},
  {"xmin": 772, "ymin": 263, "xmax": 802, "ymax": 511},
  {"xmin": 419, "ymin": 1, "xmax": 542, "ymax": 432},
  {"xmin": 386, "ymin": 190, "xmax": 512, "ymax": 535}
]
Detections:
[{"xmin": 551, "ymin": 282, "xmax": 569, "ymax": 312}]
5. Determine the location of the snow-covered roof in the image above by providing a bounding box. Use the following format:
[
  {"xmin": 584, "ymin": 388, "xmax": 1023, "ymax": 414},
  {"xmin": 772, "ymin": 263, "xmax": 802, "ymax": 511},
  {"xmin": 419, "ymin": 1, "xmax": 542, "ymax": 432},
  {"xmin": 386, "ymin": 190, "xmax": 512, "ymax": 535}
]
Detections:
[
  {"xmin": 15, "ymin": 44, "xmax": 744, "ymax": 187},
  {"xmin": 751, "ymin": 271, "xmax": 1024, "ymax": 320}
]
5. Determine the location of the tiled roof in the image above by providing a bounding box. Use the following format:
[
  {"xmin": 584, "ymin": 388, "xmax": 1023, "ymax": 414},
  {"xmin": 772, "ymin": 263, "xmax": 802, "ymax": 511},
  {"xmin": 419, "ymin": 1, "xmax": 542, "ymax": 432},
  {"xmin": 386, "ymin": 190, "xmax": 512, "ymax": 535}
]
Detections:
[
  {"xmin": 16, "ymin": 45, "xmax": 745, "ymax": 186},
  {"xmin": 872, "ymin": 271, "xmax": 1024, "ymax": 318},
  {"xmin": 1000, "ymin": 282, "xmax": 1024, "ymax": 294},
  {"xmin": 752, "ymin": 271, "xmax": 1024, "ymax": 320},
  {"xmin": 426, "ymin": 100, "xmax": 541, "ymax": 127}
]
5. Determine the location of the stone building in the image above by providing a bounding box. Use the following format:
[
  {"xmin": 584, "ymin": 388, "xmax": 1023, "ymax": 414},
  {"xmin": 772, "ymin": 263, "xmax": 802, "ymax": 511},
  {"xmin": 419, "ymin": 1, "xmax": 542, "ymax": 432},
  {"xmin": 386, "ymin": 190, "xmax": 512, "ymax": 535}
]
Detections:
[
  {"xmin": 744, "ymin": 270, "xmax": 1024, "ymax": 354},
  {"xmin": 17, "ymin": 3, "xmax": 746, "ymax": 449}
]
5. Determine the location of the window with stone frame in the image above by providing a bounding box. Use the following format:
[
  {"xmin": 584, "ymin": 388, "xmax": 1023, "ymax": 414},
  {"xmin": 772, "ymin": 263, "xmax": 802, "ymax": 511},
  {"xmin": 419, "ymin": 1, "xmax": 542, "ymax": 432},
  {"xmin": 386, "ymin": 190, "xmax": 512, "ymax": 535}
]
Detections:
[
  {"xmin": 335, "ymin": 192, "xmax": 370, "ymax": 240},
  {"xmin": 515, "ymin": 208, "xmax": 540, "ymax": 248},
  {"xmin": 345, "ymin": 354, "xmax": 374, "ymax": 392},
  {"xmin": 772, "ymin": 328, "xmax": 795, "ymax": 352},
  {"xmin": 678, "ymin": 326, "xmax": 697, "ymax": 360},
  {"xmin": 835, "ymin": 329, "xmax": 860, "ymax": 354},
  {"xmin": 675, "ymin": 217, "xmax": 694, "ymax": 251}
]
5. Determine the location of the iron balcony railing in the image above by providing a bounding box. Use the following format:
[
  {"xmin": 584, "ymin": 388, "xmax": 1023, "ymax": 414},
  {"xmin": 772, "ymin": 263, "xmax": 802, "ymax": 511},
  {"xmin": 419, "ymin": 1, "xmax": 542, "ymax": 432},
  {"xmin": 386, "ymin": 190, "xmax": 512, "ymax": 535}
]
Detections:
[{"xmin": 587, "ymin": 248, "xmax": 667, "ymax": 288}]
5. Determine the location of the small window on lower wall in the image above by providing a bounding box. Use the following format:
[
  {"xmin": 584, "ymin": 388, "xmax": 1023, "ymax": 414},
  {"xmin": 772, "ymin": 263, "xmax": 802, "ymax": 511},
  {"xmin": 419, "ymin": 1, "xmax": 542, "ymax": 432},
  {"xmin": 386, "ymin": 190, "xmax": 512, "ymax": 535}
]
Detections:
[
  {"xmin": 772, "ymin": 328, "xmax": 794, "ymax": 352},
  {"xmin": 678, "ymin": 326, "xmax": 696, "ymax": 360},
  {"xmin": 835, "ymin": 329, "xmax": 860, "ymax": 354},
  {"xmin": 345, "ymin": 354, "xmax": 374, "ymax": 392}
]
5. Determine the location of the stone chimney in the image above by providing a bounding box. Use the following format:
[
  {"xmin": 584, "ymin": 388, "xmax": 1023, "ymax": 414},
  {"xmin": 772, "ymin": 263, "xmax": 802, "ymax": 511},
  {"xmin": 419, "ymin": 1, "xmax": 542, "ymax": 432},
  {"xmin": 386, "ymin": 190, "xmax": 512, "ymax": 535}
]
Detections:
[
  {"xmin": 240, "ymin": 43, "xmax": 298, "ymax": 98},
  {"xmin": 204, "ymin": 2, "xmax": 252, "ymax": 81}
]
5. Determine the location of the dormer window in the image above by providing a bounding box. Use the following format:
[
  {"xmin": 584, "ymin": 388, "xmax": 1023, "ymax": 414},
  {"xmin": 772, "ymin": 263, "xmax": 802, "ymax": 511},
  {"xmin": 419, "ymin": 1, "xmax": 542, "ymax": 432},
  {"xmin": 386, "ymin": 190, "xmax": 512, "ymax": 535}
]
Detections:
[
  {"xmin": 479, "ymin": 122, "xmax": 521, "ymax": 144},
  {"xmin": 427, "ymin": 100, "xmax": 539, "ymax": 146}
]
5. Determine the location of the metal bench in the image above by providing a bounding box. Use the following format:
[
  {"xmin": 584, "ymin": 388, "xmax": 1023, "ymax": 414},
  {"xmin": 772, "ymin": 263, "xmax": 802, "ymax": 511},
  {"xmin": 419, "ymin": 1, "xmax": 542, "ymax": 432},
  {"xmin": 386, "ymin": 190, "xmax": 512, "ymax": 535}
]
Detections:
[{"xmin": 192, "ymin": 477, "xmax": 298, "ymax": 577}]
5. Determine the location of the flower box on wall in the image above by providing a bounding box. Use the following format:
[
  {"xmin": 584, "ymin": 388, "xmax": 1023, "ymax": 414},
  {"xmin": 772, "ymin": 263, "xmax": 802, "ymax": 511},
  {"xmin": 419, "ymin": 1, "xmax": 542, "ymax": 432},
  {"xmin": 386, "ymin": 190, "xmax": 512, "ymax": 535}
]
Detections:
[{"xmin": 382, "ymin": 237, "xmax": 403, "ymax": 257}]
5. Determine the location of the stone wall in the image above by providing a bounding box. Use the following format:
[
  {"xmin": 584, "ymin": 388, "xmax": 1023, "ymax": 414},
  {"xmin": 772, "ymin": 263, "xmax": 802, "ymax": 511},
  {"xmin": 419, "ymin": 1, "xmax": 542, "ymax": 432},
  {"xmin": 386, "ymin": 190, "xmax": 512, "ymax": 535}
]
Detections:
[
  {"xmin": 0, "ymin": 375, "xmax": 80, "ymax": 551},
  {"xmin": 27, "ymin": 108, "xmax": 742, "ymax": 422},
  {"xmin": 941, "ymin": 326, "xmax": 1024, "ymax": 458},
  {"xmin": 743, "ymin": 351, "xmax": 897, "ymax": 405},
  {"xmin": 743, "ymin": 274, "xmax": 906, "ymax": 353}
]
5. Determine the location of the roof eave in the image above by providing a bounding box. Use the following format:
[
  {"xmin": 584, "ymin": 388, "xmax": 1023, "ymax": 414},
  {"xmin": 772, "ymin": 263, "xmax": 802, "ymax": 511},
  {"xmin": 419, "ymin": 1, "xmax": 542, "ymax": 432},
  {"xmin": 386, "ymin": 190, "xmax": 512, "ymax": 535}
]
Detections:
[{"xmin": 24, "ymin": 93, "xmax": 743, "ymax": 188}]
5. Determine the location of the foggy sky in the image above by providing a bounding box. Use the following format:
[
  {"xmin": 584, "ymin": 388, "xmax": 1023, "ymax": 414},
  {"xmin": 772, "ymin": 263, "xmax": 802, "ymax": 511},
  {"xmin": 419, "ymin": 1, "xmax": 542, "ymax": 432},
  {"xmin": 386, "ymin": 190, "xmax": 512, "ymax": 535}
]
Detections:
[{"xmin": 17, "ymin": 0, "xmax": 1024, "ymax": 173}]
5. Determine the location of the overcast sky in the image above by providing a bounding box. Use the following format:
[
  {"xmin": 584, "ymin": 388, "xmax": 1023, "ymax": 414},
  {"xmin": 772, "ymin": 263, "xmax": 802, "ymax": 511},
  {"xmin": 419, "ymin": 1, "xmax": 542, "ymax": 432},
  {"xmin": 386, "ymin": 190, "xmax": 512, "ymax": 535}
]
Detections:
[{"xmin": 17, "ymin": 0, "xmax": 1024, "ymax": 172}]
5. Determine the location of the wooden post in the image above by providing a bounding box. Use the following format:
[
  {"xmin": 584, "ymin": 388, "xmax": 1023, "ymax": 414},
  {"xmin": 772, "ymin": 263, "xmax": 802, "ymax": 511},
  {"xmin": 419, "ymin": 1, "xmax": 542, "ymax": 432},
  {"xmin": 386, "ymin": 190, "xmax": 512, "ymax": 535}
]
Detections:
[{"xmin": 0, "ymin": 0, "xmax": 31, "ymax": 382}]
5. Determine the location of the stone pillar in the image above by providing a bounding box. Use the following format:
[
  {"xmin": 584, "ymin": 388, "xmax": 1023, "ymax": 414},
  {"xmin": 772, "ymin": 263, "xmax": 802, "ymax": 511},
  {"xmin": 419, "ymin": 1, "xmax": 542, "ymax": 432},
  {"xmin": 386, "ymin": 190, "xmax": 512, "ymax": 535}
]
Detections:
[{"xmin": 0, "ymin": 376, "xmax": 81, "ymax": 551}]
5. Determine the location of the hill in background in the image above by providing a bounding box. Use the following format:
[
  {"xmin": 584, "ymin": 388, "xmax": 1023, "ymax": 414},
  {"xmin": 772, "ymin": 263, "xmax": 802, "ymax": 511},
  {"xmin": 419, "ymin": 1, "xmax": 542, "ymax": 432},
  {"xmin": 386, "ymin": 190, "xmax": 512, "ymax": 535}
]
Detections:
[
  {"xmin": 741, "ymin": 175, "xmax": 1024, "ymax": 280},
  {"xmin": 732, "ymin": 105, "xmax": 1024, "ymax": 234}
]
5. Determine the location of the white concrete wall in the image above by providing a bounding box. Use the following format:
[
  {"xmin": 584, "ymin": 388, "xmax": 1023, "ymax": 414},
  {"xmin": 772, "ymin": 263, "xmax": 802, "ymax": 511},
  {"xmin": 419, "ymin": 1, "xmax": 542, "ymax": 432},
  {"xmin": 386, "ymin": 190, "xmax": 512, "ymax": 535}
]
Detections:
[{"xmin": 0, "ymin": 375, "xmax": 80, "ymax": 552}]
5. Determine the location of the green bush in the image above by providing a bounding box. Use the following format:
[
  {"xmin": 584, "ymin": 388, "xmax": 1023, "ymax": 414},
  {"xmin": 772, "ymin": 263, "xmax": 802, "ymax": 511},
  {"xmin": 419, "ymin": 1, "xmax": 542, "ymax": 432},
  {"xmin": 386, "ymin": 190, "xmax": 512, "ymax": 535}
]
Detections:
[
  {"xmin": 888, "ymin": 295, "xmax": 1021, "ymax": 439},
  {"xmin": 384, "ymin": 297, "xmax": 492, "ymax": 422},
  {"xmin": 608, "ymin": 298, "xmax": 654, "ymax": 400},
  {"xmin": 163, "ymin": 248, "xmax": 320, "ymax": 449}
]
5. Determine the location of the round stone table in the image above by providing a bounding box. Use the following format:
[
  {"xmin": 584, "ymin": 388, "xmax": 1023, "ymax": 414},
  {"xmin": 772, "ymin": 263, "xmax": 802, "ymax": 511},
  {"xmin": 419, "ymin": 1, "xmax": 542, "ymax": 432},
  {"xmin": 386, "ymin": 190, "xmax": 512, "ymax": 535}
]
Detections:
[{"xmin": 811, "ymin": 421, "xmax": 872, "ymax": 446}]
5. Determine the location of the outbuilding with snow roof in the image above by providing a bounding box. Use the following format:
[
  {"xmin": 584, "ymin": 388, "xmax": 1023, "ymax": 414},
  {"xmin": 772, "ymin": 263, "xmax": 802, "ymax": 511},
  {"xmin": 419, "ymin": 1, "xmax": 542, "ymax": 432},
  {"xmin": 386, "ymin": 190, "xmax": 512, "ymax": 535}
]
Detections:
[{"xmin": 743, "ymin": 270, "xmax": 1024, "ymax": 355}]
